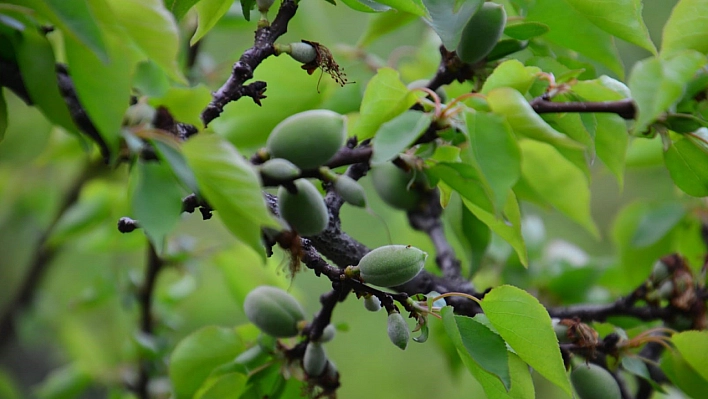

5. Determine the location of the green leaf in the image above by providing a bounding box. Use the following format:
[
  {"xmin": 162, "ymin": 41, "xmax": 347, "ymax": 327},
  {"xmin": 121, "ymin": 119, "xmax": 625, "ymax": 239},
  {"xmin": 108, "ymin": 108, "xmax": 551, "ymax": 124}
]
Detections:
[
  {"xmin": 661, "ymin": 349, "xmax": 708, "ymax": 399},
  {"xmin": 629, "ymin": 51, "xmax": 707, "ymax": 134},
  {"xmin": 631, "ymin": 202, "xmax": 685, "ymax": 247},
  {"xmin": 503, "ymin": 21, "xmax": 549, "ymax": 41},
  {"xmin": 340, "ymin": 0, "xmax": 391, "ymax": 13},
  {"xmin": 15, "ymin": 29, "xmax": 78, "ymax": 134},
  {"xmin": 351, "ymin": 68, "xmax": 418, "ymax": 140},
  {"xmin": 672, "ymin": 330, "xmax": 708, "ymax": 383},
  {"xmin": 487, "ymin": 88, "xmax": 584, "ymax": 150},
  {"xmin": 32, "ymin": 0, "xmax": 109, "ymax": 61},
  {"xmin": 564, "ymin": 0, "xmax": 656, "ymax": 54},
  {"xmin": 149, "ymin": 85, "xmax": 213, "ymax": 128},
  {"xmin": 182, "ymin": 134, "xmax": 279, "ymax": 262},
  {"xmin": 133, "ymin": 60, "xmax": 171, "ymax": 97},
  {"xmin": 455, "ymin": 315, "xmax": 511, "ymax": 390},
  {"xmin": 166, "ymin": 0, "xmax": 202, "ymax": 20},
  {"xmin": 34, "ymin": 364, "xmax": 92, "ymax": 399},
  {"xmin": 427, "ymin": 162, "xmax": 494, "ymax": 214},
  {"xmin": 195, "ymin": 372, "xmax": 247, "ymax": 399},
  {"xmin": 131, "ymin": 160, "xmax": 184, "ymax": 251},
  {"xmin": 358, "ymin": 10, "xmax": 417, "ymax": 47},
  {"xmin": 466, "ymin": 111, "xmax": 521, "ymax": 210},
  {"xmin": 0, "ymin": 93, "xmax": 6, "ymax": 142},
  {"xmin": 507, "ymin": 352, "xmax": 535, "ymax": 399},
  {"xmin": 664, "ymin": 135, "xmax": 708, "ymax": 197},
  {"xmin": 594, "ymin": 114, "xmax": 628, "ymax": 187},
  {"xmin": 191, "ymin": 0, "xmax": 232, "ymax": 45},
  {"xmin": 374, "ymin": 0, "xmax": 425, "ymax": 15},
  {"xmin": 170, "ymin": 326, "xmax": 245, "ymax": 399},
  {"xmin": 662, "ymin": 0, "xmax": 708, "ymax": 56},
  {"xmin": 371, "ymin": 111, "xmax": 432, "ymax": 164},
  {"xmin": 481, "ymin": 285, "xmax": 572, "ymax": 397},
  {"xmin": 526, "ymin": 0, "xmax": 623, "ymax": 77},
  {"xmin": 152, "ymin": 139, "xmax": 199, "ymax": 193},
  {"xmin": 421, "ymin": 0, "xmax": 482, "ymax": 50},
  {"xmin": 481, "ymin": 60, "xmax": 541, "ymax": 95},
  {"xmin": 107, "ymin": 0, "xmax": 186, "ymax": 83},
  {"xmin": 462, "ymin": 191, "xmax": 528, "ymax": 268},
  {"xmin": 519, "ymin": 140, "xmax": 598, "ymax": 237},
  {"xmin": 240, "ymin": 0, "xmax": 255, "ymax": 21}
]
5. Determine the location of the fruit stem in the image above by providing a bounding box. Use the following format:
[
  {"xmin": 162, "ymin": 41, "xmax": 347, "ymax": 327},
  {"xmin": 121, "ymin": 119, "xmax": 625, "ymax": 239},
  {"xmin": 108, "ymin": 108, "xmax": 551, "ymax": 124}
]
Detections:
[
  {"xmin": 430, "ymin": 292, "xmax": 482, "ymax": 306},
  {"xmin": 274, "ymin": 43, "xmax": 291, "ymax": 56}
]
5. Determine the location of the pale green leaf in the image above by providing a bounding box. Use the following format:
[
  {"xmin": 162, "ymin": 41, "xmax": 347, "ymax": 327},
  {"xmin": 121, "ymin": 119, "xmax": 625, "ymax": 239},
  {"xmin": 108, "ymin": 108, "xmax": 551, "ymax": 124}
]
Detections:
[
  {"xmin": 662, "ymin": 0, "xmax": 708, "ymax": 56},
  {"xmin": 629, "ymin": 51, "xmax": 707, "ymax": 134},
  {"xmin": 358, "ymin": 10, "xmax": 417, "ymax": 47},
  {"xmin": 170, "ymin": 326, "xmax": 245, "ymax": 399},
  {"xmin": 508, "ymin": 352, "xmax": 535, "ymax": 399},
  {"xmin": 664, "ymin": 135, "xmax": 708, "ymax": 197},
  {"xmin": 351, "ymin": 68, "xmax": 418, "ymax": 140},
  {"xmin": 34, "ymin": 363, "xmax": 92, "ymax": 399},
  {"xmin": 108, "ymin": 0, "xmax": 186, "ymax": 83},
  {"xmin": 519, "ymin": 140, "xmax": 598, "ymax": 237},
  {"xmin": 371, "ymin": 111, "xmax": 432, "ymax": 164},
  {"xmin": 195, "ymin": 372, "xmax": 247, "ymax": 399},
  {"xmin": 487, "ymin": 88, "xmax": 584, "ymax": 150},
  {"xmin": 672, "ymin": 331, "xmax": 708, "ymax": 383},
  {"xmin": 661, "ymin": 349, "xmax": 708, "ymax": 399},
  {"xmin": 631, "ymin": 202, "xmax": 685, "ymax": 247},
  {"xmin": 564, "ymin": 0, "xmax": 656, "ymax": 54},
  {"xmin": 481, "ymin": 285, "xmax": 572, "ymax": 396},
  {"xmin": 374, "ymin": 0, "xmax": 425, "ymax": 15},
  {"xmin": 191, "ymin": 0, "xmax": 232, "ymax": 45},
  {"xmin": 182, "ymin": 134, "xmax": 280, "ymax": 262},
  {"xmin": 149, "ymin": 85, "xmax": 213, "ymax": 128},
  {"xmin": 421, "ymin": 0, "xmax": 482, "ymax": 50},
  {"xmin": 595, "ymin": 113, "xmax": 628, "ymax": 187},
  {"xmin": 481, "ymin": 60, "xmax": 541, "ymax": 95}
]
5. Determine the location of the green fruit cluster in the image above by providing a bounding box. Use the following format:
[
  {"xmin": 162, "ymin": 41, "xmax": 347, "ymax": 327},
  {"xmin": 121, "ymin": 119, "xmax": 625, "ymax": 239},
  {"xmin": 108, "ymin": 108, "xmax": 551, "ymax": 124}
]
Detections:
[
  {"xmin": 278, "ymin": 179, "xmax": 329, "ymax": 236},
  {"xmin": 456, "ymin": 3, "xmax": 506, "ymax": 65},
  {"xmin": 356, "ymin": 245, "xmax": 427, "ymax": 287},
  {"xmin": 370, "ymin": 161, "xmax": 428, "ymax": 211},
  {"xmin": 266, "ymin": 110, "xmax": 346, "ymax": 169},
  {"xmin": 570, "ymin": 363, "xmax": 621, "ymax": 399},
  {"xmin": 243, "ymin": 286, "xmax": 306, "ymax": 337}
]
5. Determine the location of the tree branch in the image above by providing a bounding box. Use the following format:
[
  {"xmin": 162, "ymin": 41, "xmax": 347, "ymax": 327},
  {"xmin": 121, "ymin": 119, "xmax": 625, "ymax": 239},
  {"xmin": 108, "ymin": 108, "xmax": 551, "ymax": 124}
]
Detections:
[{"xmin": 530, "ymin": 97, "xmax": 637, "ymax": 120}]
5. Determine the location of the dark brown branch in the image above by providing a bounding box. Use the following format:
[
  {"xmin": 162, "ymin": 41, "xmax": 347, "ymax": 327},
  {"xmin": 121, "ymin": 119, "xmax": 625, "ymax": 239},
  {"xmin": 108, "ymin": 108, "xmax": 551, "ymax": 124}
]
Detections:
[
  {"xmin": 201, "ymin": 0, "xmax": 299, "ymax": 126},
  {"xmin": 530, "ymin": 97, "xmax": 637, "ymax": 120}
]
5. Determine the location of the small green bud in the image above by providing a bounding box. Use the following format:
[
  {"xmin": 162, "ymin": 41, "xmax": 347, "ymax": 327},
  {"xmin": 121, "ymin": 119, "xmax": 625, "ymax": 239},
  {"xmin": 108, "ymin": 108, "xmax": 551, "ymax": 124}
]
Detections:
[
  {"xmin": 314, "ymin": 324, "xmax": 336, "ymax": 343},
  {"xmin": 364, "ymin": 295, "xmax": 382, "ymax": 312},
  {"xmin": 259, "ymin": 158, "xmax": 301, "ymax": 180},
  {"xmin": 278, "ymin": 179, "xmax": 329, "ymax": 236},
  {"xmin": 303, "ymin": 342, "xmax": 328, "ymax": 376},
  {"xmin": 256, "ymin": 0, "xmax": 275, "ymax": 12},
  {"xmin": 571, "ymin": 363, "xmax": 621, "ymax": 399},
  {"xmin": 287, "ymin": 42, "xmax": 318, "ymax": 64},
  {"xmin": 387, "ymin": 311, "xmax": 410, "ymax": 350},
  {"xmin": 243, "ymin": 286, "xmax": 306, "ymax": 337},
  {"xmin": 333, "ymin": 175, "xmax": 367, "ymax": 208},
  {"xmin": 356, "ymin": 245, "xmax": 427, "ymax": 288}
]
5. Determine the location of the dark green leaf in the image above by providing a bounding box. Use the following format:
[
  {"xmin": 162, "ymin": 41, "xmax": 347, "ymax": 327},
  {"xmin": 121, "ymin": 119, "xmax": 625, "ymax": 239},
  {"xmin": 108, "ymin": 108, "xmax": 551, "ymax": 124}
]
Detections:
[
  {"xmin": 428, "ymin": 162, "xmax": 494, "ymax": 214},
  {"xmin": 37, "ymin": 0, "xmax": 109, "ymax": 61},
  {"xmin": 454, "ymin": 315, "xmax": 511, "ymax": 390},
  {"xmin": 664, "ymin": 135, "xmax": 708, "ymax": 197},
  {"xmin": 166, "ymin": 0, "xmax": 203, "ymax": 20},
  {"xmin": 152, "ymin": 139, "xmax": 199, "ymax": 193},
  {"xmin": 421, "ymin": 0, "xmax": 482, "ymax": 50},
  {"xmin": 371, "ymin": 110, "xmax": 432, "ymax": 164},
  {"xmin": 240, "ymin": 0, "xmax": 255, "ymax": 21},
  {"xmin": 486, "ymin": 39, "xmax": 528, "ymax": 62},
  {"xmin": 503, "ymin": 21, "xmax": 549, "ymax": 40}
]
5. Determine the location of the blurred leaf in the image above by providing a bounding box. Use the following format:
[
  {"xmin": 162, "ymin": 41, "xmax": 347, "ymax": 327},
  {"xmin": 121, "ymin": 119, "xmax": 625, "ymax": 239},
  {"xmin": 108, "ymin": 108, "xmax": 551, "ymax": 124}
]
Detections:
[
  {"xmin": 629, "ymin": 51, "xmax": 706, "ymax": 134},
  {"xmin": 428, "ymin": 162, "xmax": 495, "ymax": 214},
  {"xmin": 131, "ymin": 160, "xmax": 183, "ymax": 252},
  {"xmin": 191, "ymin": 0, "xmax": 232, "ymax": 45},
  {"xmin": 340, "ymin": 0, "xmax": 391, "ymax": 13},
  {"xmin": 631, "ymin": 202, "xmax": 685, "ymax": 247},
  {"xmin": 108, "ymin": 0, "xmax": 186, "ymax": 83},
  {"xmin": 486, "ymin": 39, "xmax": 528, "ymax": 62},
  {"xmin": 662, "ymin": 0, "xmax": 708, "ymax": 56},
  {"xmin": 0, "ymin": 370, "xmax": 21, "ymax": 399},
  {"xmin": 595, "ymin": 114, "xmax": 628, "ymax": 187},
  {"xmin": 34, "ymin": 364, "xmax": 92, "ymax": 399},
  {"xmin": 546, "ymin": 266, "xmax": 601, "ymax": 304},
  {"xmin": 371, "ymin": 110, "xmax": 432, "ymax": 164},
  {"xmin": 133, "ymin": 60, "xmax": 171, "ymax": 97},
  {"xmin": 526, "ymin": 0, "xmax": 623, "ymax": 77},
  {"xmin": 481, "ymin": 285, "xmax": 572, "ymax": 397},
  {"xmin": 351, "ymin": 68, "xmax": 418, "ymax": 140},
  {"xmin": 507, "ymin": 352, "xmax": 535, "ymax": 399},
  {"xmin": 462, "ymin": 191, "xmax": 528, "ymax": 267},
  {"xmin": 149, "ymin": 85, "xmax": 212, "ymax": 128},
  {"xmin": 481, "ymin": 60, "xmax": 540, "ymax": 95},
  {"xmin": 240, "ymin": 0, "xmax": 255, "ymax": 21},
  {"xmin": 374, "ymin": 0, "xmax": 425, "ymax": 15},
  {"xmin": 503, "ymin": 21, "xmax": 549, "ymax": 40},
  {"xmin": 421, "ymin": 0, "xmax": 482, "ymax": 50},
  {"xmin": 519, "ymin": 140, "xmax": 598, "ymax": 238},
  {"xmin": 0, "ymin": 92, "xmax": 6, "ymax": 142},
  {"xmin": 182, "ymin": 134, "xmax": 279, "ymax": 262},
  {"xmin": 358, "ymin": 10, "xmax": 417, "ymax": 47},
  {"xmin": 621, "ymin": 356, "xmax": 665, "ymax": 393},
  {"xmin": 661, "ymin": 349, "xmax": 708, "ymax": 399},
  {"xmin": 152, "ymin": 139, "xmax": 199, "ymax": 193},
  {"xmin": 466, "ymin": 111, "xmax": 521, "ymax": 210},
  {"xmin": 664, "ymin": 135, "xmax": 708, "ymax": 197},
  {"xmin": 487, "ymin": 88, "xmax": 584, "ymax": 150},
  {"xmin": 196, "ymin": 372, "xmax": 248, "ymax": 399},
  {"xmin": 564, "ymin": 0, "xmax": 656, "ymax": 54},
  {"xmin": 170, "ymin": 326, "xmax": 245, "ymax": 399},
  {"xmin": 165, "ymin": 0, "xmax": 202, "ymax": 20},
  {"xmin": 15, "ymin": 28, "xmax": 78, "ymax": 134},
  {"xmin": 672, "ymin": 331, "xmax": 708, "ymax": 383},
  {"xmin": 50, "ymin": 182, "xmax": 113, "ymax": 245}
]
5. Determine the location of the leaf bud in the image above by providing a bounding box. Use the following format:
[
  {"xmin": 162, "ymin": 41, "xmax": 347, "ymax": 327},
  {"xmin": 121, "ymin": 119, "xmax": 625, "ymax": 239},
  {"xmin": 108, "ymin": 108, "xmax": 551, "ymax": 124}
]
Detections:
[{"xmin": 314, "ymin": 324, "xmax": 336, "ymax": 343}]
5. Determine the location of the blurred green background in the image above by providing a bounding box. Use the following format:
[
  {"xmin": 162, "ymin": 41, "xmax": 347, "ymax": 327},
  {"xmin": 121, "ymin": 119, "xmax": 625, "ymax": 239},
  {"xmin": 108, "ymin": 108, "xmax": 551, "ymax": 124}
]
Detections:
[{"xmin": 0, "ymin": 0, "xmax": 688, "ymax": 398}]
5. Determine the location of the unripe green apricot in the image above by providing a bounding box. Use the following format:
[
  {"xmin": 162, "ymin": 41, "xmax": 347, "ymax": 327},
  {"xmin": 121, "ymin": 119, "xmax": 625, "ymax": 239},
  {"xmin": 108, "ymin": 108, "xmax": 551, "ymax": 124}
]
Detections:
[
  {"xmin": 256, "ymin": 0, "xmax": 274, "ymax": 12},
  {"xmin": 259, "ymin": 158, "xmax": 301, "ymax": 180},
  {"xmin": 278, "ymin": 179, "xmax": 329, "ymax": 236},
  {"xmin": 266, "ymin": 110, "xmax": 346, "ymax": 169},
  {"xmin": 553, "ymin": 320, "xmax": 571, "ymax": 344},
  {"xmin": 314, "ymin": 324, "xmax": 336, "ymax": 343},
  {"xmin": 370, "ymin": 162, "xmax": 426, "ymax": 211},
  {"xmin": 387, "ymin": 312, "xmax": 410, "ymax": 350},
  {"xmin": 364, "ymin": 295, "xmax": 382, "ymax": 312},
  {"xmin": 303, "ymin": 342, "xmax": 328, "ymax": 376},
  {"xmin": 357, "ymin": 245, "xmax": 427, "ymax": 288},
  {"xmin": 571, "ymin": 363, "xmax": 621, "ymax": 399},
  {"xmin": 456, "ymin": 2, "xmax": 506, "ymax": 65},
  {"xmin": 333, "ymin": 175, "xmax": 367, "ymax": 208},
  {"xmin": 288, "ymin": 42, "xmax": 318, "ymax": 64},
  {"xmin": 243, "ymin": 286, "xmax": 306, "ymax": 337}
]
